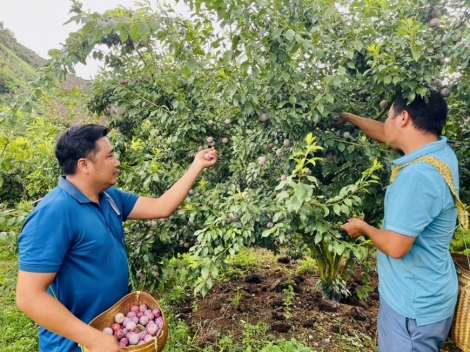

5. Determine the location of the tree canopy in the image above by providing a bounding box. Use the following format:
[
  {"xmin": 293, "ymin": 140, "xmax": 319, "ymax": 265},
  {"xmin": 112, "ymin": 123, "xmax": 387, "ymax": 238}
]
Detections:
[{"xmin": 5, "ymin": 0, "xmax": 470, "ymax": 298}]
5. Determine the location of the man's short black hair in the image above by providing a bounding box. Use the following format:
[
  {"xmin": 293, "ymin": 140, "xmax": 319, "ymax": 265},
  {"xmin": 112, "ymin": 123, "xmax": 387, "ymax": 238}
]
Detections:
[
  {"xmin": 392, "ymin": 90, "xmax": 448, "ymax": 136},
  {"xmin": 55, "ymin": 124, "xmax": 108, "ymax": 175}
]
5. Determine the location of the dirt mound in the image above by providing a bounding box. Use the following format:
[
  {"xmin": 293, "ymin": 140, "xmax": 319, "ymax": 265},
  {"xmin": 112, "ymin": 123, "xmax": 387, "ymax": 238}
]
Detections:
[{"xmin": 174, "ymin": 247, "xmax": 460, "ymax": 351}]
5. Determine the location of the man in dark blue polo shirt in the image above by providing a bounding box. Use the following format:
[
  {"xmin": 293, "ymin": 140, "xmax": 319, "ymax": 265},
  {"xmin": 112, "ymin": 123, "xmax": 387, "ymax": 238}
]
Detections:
[{"xmin": 16, "ymin": 124, "xmax": 218, "ymax": 352}]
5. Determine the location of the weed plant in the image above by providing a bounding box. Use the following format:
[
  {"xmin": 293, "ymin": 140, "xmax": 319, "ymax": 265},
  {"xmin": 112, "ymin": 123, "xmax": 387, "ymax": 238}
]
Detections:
[{"xmin": 282, "ymin": 284, "xmax": 295, "ymax": 319}]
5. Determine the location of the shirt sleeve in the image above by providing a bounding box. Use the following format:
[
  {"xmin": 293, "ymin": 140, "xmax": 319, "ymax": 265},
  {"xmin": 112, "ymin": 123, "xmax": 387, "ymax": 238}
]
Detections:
[
  {"xmin": 383, "ymin": 164, "xmax": 444, "ymax": 238},
  {"xmin": 18, "ymin": 206, "xmax": 72, "ymax": 273},
  {"xmin": 108, "ymin": 187, "xmax": 139, "ymax": 221}
]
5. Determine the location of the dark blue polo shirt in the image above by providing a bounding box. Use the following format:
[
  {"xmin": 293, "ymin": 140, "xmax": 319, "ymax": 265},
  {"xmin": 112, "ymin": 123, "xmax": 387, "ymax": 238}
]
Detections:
[{"xmin": 19, "ymin": 176, "xmax": 139, "ymax": 352}]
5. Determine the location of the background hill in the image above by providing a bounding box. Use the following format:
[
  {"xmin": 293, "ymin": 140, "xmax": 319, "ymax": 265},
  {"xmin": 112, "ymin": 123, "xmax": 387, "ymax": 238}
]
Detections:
[
  {"xmin": 0, "ymin": 21, "xmax": 89, "ymax": 104},
  {"xmin": 0, "ymin": 22, "xmax": 43, "ymax": 99}
]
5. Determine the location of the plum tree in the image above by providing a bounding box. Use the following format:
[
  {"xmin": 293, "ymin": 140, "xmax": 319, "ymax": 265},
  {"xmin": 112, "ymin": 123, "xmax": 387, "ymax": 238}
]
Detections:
[{"xmin": 37, "ymin": 0, "xmax": 470, "ymax": 299}]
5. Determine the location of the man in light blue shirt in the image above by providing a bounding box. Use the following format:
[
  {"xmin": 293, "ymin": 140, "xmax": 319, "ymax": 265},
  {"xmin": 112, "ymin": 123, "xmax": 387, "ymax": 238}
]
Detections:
[{"xmin": 338, "ymin": 91, "xmax": 458, "ymax": 352}]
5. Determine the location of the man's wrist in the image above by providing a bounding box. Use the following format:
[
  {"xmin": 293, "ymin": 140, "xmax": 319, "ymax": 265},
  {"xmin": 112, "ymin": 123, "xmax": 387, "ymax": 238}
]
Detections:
[
  {"xmin": 360, "ymin": 220, "xmax": 373, "ymax": 238},
  {"xmin": 189, "ymin": 162, "xmax": 204, "ymax": 174}
]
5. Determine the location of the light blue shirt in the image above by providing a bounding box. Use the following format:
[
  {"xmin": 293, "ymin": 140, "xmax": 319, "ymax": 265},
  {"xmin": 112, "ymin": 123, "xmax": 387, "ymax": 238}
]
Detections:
[{"xmin": 378, "ymin": 137, "xmax": 459, "ymax": 326}]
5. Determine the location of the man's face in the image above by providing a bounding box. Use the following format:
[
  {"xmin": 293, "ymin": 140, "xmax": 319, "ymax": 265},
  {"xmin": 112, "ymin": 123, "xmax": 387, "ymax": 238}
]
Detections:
[
  {"xmin": 384, "ymin": 105, "xmax": 401, "ymax": 149},
  {"xmin": 87, "ymin": 137, "xmax": 121, "ymax": 188}
]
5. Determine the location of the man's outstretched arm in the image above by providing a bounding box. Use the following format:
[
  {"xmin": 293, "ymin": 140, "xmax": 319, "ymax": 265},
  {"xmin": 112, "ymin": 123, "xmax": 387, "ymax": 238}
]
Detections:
[
  {"xmin": 128, "ymin": 147, "xmax": 218, "ymax": 220},
  {"xmin": 334, "ymin": 112, "xmax": 386, "ymax": 143},
  {"xmin": 340, "ymin": 218, "xmax": 415, "ymax": 259}
]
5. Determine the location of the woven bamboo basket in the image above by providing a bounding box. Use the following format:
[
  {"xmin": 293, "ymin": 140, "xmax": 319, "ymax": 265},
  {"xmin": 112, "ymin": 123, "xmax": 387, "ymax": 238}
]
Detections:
[
  {"xmin": 451, "ymin": 253, "xmax": 470, "ymax": 352},
  {"xmin": 81, "ymin": 291, "xmax": 168, "ymax": 352}
]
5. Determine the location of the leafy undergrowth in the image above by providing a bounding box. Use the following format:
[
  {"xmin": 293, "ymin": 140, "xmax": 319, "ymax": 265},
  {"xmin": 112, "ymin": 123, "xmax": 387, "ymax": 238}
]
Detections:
[
  {"xmin": 0, "ymin": 242, "xmax": 462, "ymax": 352},
  {"xmin": 159, "ymin": 246, "xmax": 461, "ymax": 352}
]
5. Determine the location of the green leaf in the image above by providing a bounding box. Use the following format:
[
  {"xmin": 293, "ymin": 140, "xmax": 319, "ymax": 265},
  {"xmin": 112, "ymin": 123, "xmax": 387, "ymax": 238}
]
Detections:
[
  {"xmin": 341, "ymin": 204, "xmax": 350, "ymax": 216},
  {"xmin": 201, "ymin": 265, "xmax": 209, "ymax": 280},
  {"xmin": 109, "ymin": 19, "xmax": 119, "ymax": 30},
  {"xmin": 316, "ymin": 102, "xmax": 324, "ymax": 115},
  {"xmin": 119, "ymin": 31, "xmax": 129, "ymax": 43},
  {"xmin": 150, "ymin": 19, "xmax": 160, "ymax": 31},
  {"xmin": 222, "ymin": 50, "xmax": 233, "ymax": 60},
  {"xmin": 34, "ymin": 89, "xmax": 43, "ymax": 99},
  {"xmin": 314, "ymin": 232, "xmax": 322, "ymax": 244},
  {"xmin": 354, "ymin": 40, "xmax": 364, "ymax": 51},
  {"xmin": 138, "ymin": 22, "xmax": 150, "ymax": 36},
  {"xmin": 289, "ymin": 196, "xmax": 302, "ymax": 212},
  {"xmin": 210, "ymin": 263, "xmax": 219, "ymax": 277},
  {"xmin": 47, "ymin": 49, "xmax": 61, "ymax": 58},
  {"xmin": 293, "ymin": 183, "xmax": 308, "ymax": 201},
  {"xmin": 201, "ymin": 247, "xmax": 208, "ymax": 256},
  {"xmin": 187, "ymin": 58, "xmax": 197, "ymax": 72},
  {"xmin": 285, "ymin": 29, "xmax": 295, "ymax": 41},
  {"xmin": 272, "ymin": 28, "xmax": 283, "ymax": 39},
  {"xmin": 393, "ymin": 75, "xmax": 401, "ymax": 84},
  {"xmin": 334, "ymin": 242, "xmax": 345, "ymax": 255},
  {"xmin": 306, "ymin": 132, "xmax": 314, "ymax": 145},
  {"xmin": 231, "ymin": 34, "xmax": 240, "ymax": 51},
  {"xmin": 129, "ymin": 23, "xmax": 140, "ymax": 41},
  {"xmin": 240, "ymin": 61, "xmax": 250, "ymax": 72},
  {"xmin": 194, "ymin": 282, "xmax": 204, "ymax": 295}
]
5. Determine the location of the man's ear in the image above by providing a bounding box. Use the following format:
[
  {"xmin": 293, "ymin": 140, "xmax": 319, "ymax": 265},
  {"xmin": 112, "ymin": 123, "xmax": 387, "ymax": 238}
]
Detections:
[
  {"xmin": 76, "ymin": 158, "xmax": 90, "ymax": 174},
  {"xmin": 400, "ymin": 110, "xmax": 411, "ymax": 127}
]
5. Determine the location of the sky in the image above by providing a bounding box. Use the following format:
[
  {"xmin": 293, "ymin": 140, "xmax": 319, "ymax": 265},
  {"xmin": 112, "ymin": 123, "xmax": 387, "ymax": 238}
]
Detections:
[{"xmin": 0, "ymin": 0, "xmax": 189, "ymax": 79}]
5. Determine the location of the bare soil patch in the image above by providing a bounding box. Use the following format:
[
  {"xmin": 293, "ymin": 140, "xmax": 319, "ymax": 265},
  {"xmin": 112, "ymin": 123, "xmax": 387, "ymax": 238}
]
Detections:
[{"xmin": 173, "ymin": 247, "xmax": 461, "ymax": 351}]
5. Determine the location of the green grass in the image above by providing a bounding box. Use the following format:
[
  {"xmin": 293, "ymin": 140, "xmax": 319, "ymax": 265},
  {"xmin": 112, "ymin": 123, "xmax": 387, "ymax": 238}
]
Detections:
[
  {"xmin": 450, "ymin": 228, "xmax": 470, "ymax": 255},
  {"xmin": 295, "ymin": 256, "xmax": 318, "ymax": 275},
  {"xmin": 0, "ymin": 242, "xmax": 38, "ymax": 352},
  {"xmin": 161, "ymin": 318, "xmax": 315, "ymax": 352},
  {"xmin": 216, "ymin": 247, "xmax": 263, "ymax": 282}
]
